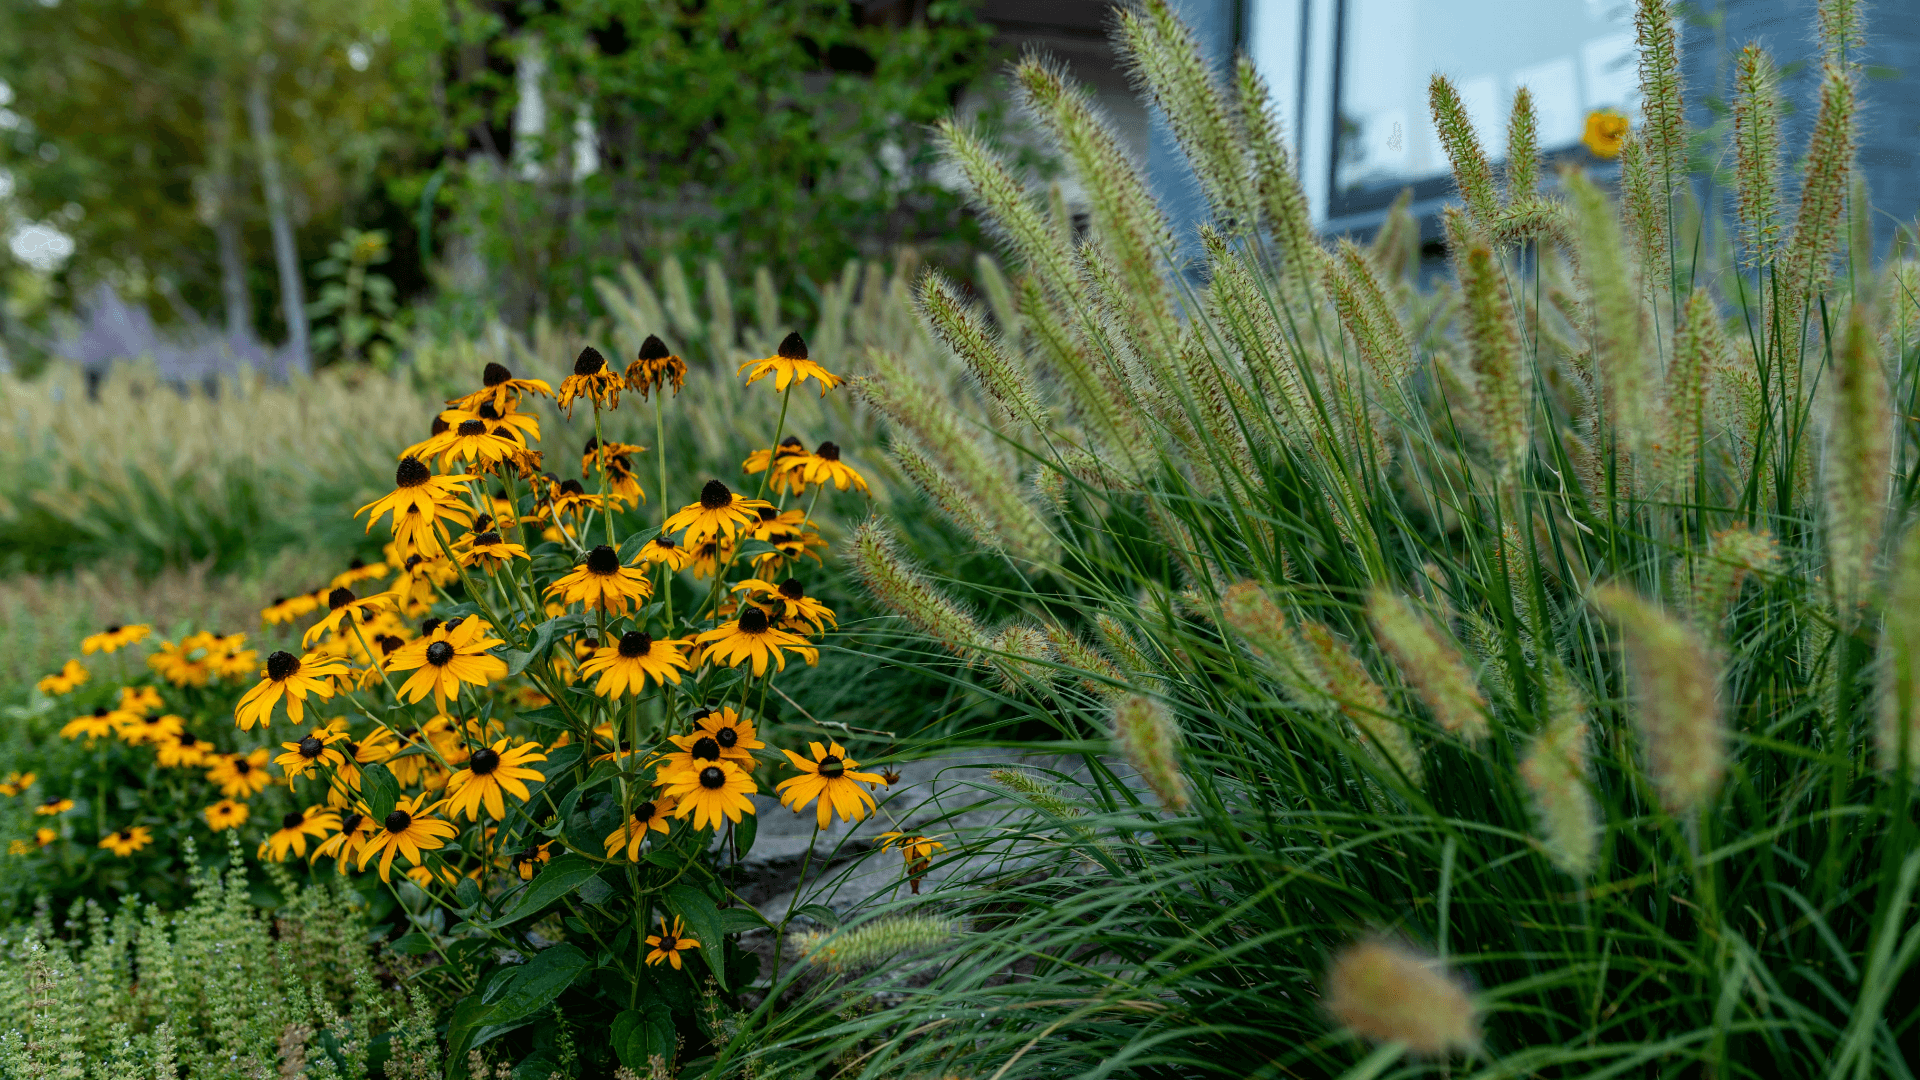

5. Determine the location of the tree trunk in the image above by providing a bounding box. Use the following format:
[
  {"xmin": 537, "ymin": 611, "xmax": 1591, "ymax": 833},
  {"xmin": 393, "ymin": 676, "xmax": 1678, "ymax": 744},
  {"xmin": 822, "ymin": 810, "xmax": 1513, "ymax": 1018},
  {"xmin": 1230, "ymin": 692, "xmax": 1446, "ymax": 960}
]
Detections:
[
  {"xmin": 246, "ymin": 57, "xmax": 309, "ymax": 374},
  {"xmin": 202, "ymin": 77, "xmax": 252, "ymax": 342}
]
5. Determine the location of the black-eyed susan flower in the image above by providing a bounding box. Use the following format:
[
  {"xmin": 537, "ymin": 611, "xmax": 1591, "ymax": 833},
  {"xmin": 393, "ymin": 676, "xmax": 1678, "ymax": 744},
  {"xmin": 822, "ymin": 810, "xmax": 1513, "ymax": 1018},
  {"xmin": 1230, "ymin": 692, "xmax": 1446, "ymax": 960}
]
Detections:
[
  {"xmin": 636, "ymin": 536, "xmax": 693, "ymax": 572},
  {"xmin": 578, "ymin": 631, "xmax": 691, "ymax": 697},
  {"xmin": 35, "ymin": 659, "xmax": 88, "ymax": 695},
  {"xmin": 387, "ymin": 621, "xmax": 508, "ymax": 712},
  {"xmin": 692, "ymin": 707, "xmax": 765, "ymax": 770},
  {"xmin": 749, "ymin": 525, "xmax": 829, "ymax": 576},
  {"xmin": 311, "ymin": 811, "xmax": 373, "ymax": 871},
  {"xmin": 443, "ymin": 739, "xmax": 547, "ymax": 821},
  {"xmin": 235, "ymin": 650, "xmax": 349, "ymax": 730},
  {"xmin": 657, "ymin": 759, "xmax": 757, "ymax": 831},
  {"xmin": 625, "ymin": 334, "xmax": 687, "ymax": 399},
  {"xmin": 651, "ymin": 731, "xmax": 728, "ymax": 784},
  {"xmin": 259, "ymin": 806, "xmax": 340, "ymax": 861},
  {"xmin": 417, "ymin": 417, "xmax": 522, "ymax": 471},
  {"xmin": 118, "ymin": 685, "xmax": 164, "ymax": 716},
  {"xmin": 687, "ymin": 538, "xmax": 733, "ymax": 580},
  {"xmin": 60, "ymin": 706, "xmax": 131, "ymax": 742},
  {"xmin": 9, "ymin": 828, "xmax": 57, "ymax": 855},
  {"xmin": 208, "ymin": 748, "xmax": 274, "ymax": 799},
  {"xmin": 556, "ymin": 346, "xmax": 624, "ymax": 417},
  {"xmin": 406, "ymin": 863, "xmax": 469, "ymax": 888},
  {"xmin": 878, "ymin": 831, "xmax": 945, "ymax": 894},
  {"xmin": 261, "ymin": 593, "xmax": 321, "ymax": 626},
  {"xmin": 274, "ymin": 719, "xmax": 351, "ymax": 780},
  {"xmin": 156, "ymin": 730, "xmax": 212, "ymax": 768},
  {"xmin": 330, "ymin": 557, "xmax": 390, "ymax": 591},
  {"xmin": 456, "ymin": 531, "xmax": 530, "ymax": 572},
  {"xmin": 203, "ymin": 799, "xmax": 250, "ymax": 831},
  {"xmin": 694, "ymin": 607, "xmax": 820, "ymax": 676},
  {"xmin": 441, "ymin": 398, "xmax": 539, "ymax": 447},
  {"xmin": 356, "ymin": 457, "xmax": 476, "ymax": 552},
  {"xmin": 81, "ymin": 624, "xmax": 151, "ymax": 654},
  {"xmin": 645, "ymin": 915, "xmax": 701, "ymax": 969},
  {"xmin": 302, "ymin": 587, "xmax": 397, "ymax": 649},
  {"xmin": 99, "ymin": 826, "xmax": 153, "ymax": 857},
  {"xmin": 1583, "ymin": 108, "xmax": 1629, "ymax": 159},
  {"xmin": 355, "ymin": 795, "xmax": 459, "ymax": 882},
  {"xmin": 208, "ymin": 633, "xmax": 260, "ymax": 682},
  {"xmin": 738, "ymin": 332, "xmax": 840, "ymax": 396},
  {"xmin": 509, "ymin": 840, "xmax": 553, "ymax": 880},
  {"xmin": 544, "ymin": 477, "xmax": 605, "ymax": 522},
  {"xmin": 450, "ymin": 361, "xmax": 555, "ymax": 415},
  {"xmin": 122, "ymin": 712, "xmax": 185, "ymax": 746},
  {"xmin": 544, "ymin": 545, "xmax": 653, "ymax": 615},
  {"xmin": 742, "ymin": 436, "xmax": 810, "ymax": 496},
  {"xmin": 35, "ymin": 796, "xmax": 74, "ymax": 817},
  {"xmin": 776, "ymin": 741, "xmax": 885, "ymax": 828},
  {"xmin": 799, "ymin": 441, "xmax": 869, "ymax": 494},
  {"xmin": 0, "ymin": 772, "xmax": 34, "ymax": 797},
  {"xmin": 731, "ymin": 578, "xmax": 837, "ymax": 636},
  {"xmin": 663, "ymin": 480, "xmax": 772, "ymax": 549},
  {"xmin": 603, "ymin": 797, "xmax": 677, "ymax": 861}
]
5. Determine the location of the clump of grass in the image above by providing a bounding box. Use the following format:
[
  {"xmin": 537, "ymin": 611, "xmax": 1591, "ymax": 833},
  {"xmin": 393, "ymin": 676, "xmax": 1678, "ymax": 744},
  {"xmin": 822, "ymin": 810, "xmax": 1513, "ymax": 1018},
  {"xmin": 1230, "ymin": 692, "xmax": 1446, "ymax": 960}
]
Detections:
[{"xmin": 730, "ymin": 0, "xmax": 1920, "ymax": 1076}]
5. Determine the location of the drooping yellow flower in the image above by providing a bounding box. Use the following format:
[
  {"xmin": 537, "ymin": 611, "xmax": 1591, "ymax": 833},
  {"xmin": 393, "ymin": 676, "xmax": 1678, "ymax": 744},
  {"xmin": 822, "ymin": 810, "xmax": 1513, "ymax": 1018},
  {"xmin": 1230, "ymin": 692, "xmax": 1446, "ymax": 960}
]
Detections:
[
  {"xmin": 544, "ymin": 545, "xmax": 653, "ymax": 615},
  {"xmin": 415, "ymin": 417, "xmax": 523, "ymax": 471},
  {"xmin": 98, "ymin": 826, "xmax": 153, "ymax": 857},
  {"xmin": 207, "ymin": 748, "xmax": 274, "ymax": 799},
  {"xmin": 578, "ymin": 631, "xmax": 691, "ymax": 697},
  {"xmin": 776, "ymin": 741, "xmax": 884, "ymax": 829},
  {"xmin": 878, "ymin": 831, "xmax": 946, "ymax": 894},
  {"xmin": 35, "ymin": 659, "xmax": 88, "ymax": 695},
  {"xmin": 1583, "ymin": 108, "xmax": 1629, "ymax": 159},
  {"xmin": 356, "ymin": 457, "xmax": 476, "ymax": 552},
  {"xmin": 274, "ymin": 719, "xmax": 352, "ymax": 780},
  {"xmin": 261, "ymin": 592, "xmax": 322, "ymax": 627},
  {"xmin": 694, "ymin": 607, "xmax": 820, "ymax": 676},
  {"xmin": 60, "ymin": 706, "xmax": 129, "ymax": 742},
  {"xmin": 35, "ymin": 797, "xmax": 74, "ymax": 816},
  {"xmin": 738, "ymin": 332, "xmax": 840, "ymax": 396},
  {"xmin": 644, "ymin": 915, "xmax": 701, "ymax": 969},
  {"xmin": 731, "ymin": 578, "xmax": 837, "ymax": 636},
  {"xmin": 456, "ymin": 530, "xmax": 531, "ymax": 572},
  {"xmin": 0, "ymin": 772, "xmax": 35, "ymax": 797},
  {"xmin": 443, "ymin": 739, "xmax": 547, "ymax": 821},
  {"xmin": 742, "ymin": 436, "xmax": 810, "ymax": 496},
  {"xmin": 386, "ymin": 619, "xmax": 508, "ymax": 712},
  {"xmin": 330, "ymin": 558, "xmax": 391, "ymax": 591},
  {"xmin": 663, "ymin": 480, "xmax": 772, "ymax": 548},
  {"xmin": 625, "ymin": 334, "xmax": 687, "ymax": 399},
  {"xmin": 301, "ymin": 587, "xmax": 398, "ymax": 649},
  {"xmin": 556, "ymin": 346, "xmax": 625, "ymax": 417},
  {"xmin": 120, "ymin": 712, "xmax": 185, "ymax": 746},
  {"xmin": 235, "ymin": 650, "xmax": 349, "ymax": 730},
  {"xmin": 449, "ymin": 361, "xmax": 555, "ymax": 415},
  {"xmin": 656, "ymin": 759, "xmax": 758, "ymax": 831},
  {"xmin": 117, "ymin": 685, "xmax": 164, "ymax": 716},
  {"xmin": 259, "ymin": 806, "xmax": 340, "ymax": 862},
  {"xmin": 635, "ymin": 536, "xmax": 693, "ymax": 572},
  {"xmin": 9, "ymin": 828, "xmax": 57, "ymax": 855},
  {"xmin": 603, "ymin": 796, "xmax": 676, "ymax": 861},
  {"xmin": 508, "ymin": 839, "xmax": 553, "ymax": 880},
  {"xmin": 203, "ymin": 799, "xmax": 250, "ymax": 831},
  {"xmin": 543, "ymin": 477, "xmax": 606, "ymax": 522},
  {"xmin": 156, "ymin": 730, "xmax": 213, "ymax": 768},
  {"xmin": 356, "ymin": 795, "xmax": 459, "ymax": 882},
  {"xmin": 798, "ymin": 441, "xmax": 868, "ymax": 493},
  {"xmin": 81, "ymin": 624, "xmax": 151, "ymax": 654},
  {"xmin": 311, "ymin": 810, "xmax": 374, "ymax": 872}
]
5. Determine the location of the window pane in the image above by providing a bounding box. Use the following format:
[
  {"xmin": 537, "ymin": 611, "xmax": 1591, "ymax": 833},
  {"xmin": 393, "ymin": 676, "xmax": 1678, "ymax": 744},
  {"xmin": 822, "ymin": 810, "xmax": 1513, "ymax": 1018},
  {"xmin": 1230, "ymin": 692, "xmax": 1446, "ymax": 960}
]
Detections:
[{"xmin": 1333, "ymin": 0, "xmax": 1637, "ymax": 214}]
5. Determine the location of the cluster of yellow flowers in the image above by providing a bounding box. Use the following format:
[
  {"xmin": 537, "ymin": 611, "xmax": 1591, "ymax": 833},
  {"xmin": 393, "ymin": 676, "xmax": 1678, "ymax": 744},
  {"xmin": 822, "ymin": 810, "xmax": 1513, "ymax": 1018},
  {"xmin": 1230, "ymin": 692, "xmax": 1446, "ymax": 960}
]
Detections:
[{"xmin": 14, "ymin": 329, "xmax": 945, "ymax": 935}]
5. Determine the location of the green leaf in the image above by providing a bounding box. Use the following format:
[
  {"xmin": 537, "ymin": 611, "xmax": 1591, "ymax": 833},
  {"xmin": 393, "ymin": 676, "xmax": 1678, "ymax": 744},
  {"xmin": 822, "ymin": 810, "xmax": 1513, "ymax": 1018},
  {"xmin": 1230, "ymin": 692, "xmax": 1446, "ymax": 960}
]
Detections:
[
  {"xmin": 389, "ymin": 932, "xmax": 436, "ymax": 955},
  {"xmin": 666, "ymin": 883, "xmax": 730, "ymax": 989},
  {"xmin": 611, "ymin": 1008, "xmax": 676, "ymax": 1069},
  {"xmin": 715, "ymin": 907, "xmax": 770, "ymax": 934},
  {"xmin": 477, "ymin": 855, "xmax": 601, "ymax": 929},
  {"xmin": 792, "ymin": 903, "xmax": 840, "ymax": 928},
  {"xmin": 360, "ymin": 763, "xmax": 399, "ymax": 822},
  {"xmin": 514, "ymin": 705, "xmax": 571, "ymax": 732},
  {"xmin": 618, "ymin": 530, "xmax": 662, "ymax": 561},
  {"xmin": 733, "ymin": 813, "xmax": 758, "ymax": 859},
  {"xmin": 477, "ymin": 943, "xmax": 591, "ymax": 1030},
  {"xmin": 455, "ymin": 877, "xmax": 483, "ymax": 913},
  {"xmin": 502, "ymin": 614, "xmax": 583, "ymax": 677}
]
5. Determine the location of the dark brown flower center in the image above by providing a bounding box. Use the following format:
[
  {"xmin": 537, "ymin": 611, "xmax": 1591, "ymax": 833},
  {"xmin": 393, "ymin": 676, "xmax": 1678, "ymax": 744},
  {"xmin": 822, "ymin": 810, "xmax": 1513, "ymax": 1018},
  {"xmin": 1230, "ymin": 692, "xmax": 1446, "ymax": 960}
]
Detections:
[
  {"xmin": 574, "ymin": 346, "xmax": 606, "ymax": 375},
  {"xmin": 658, "ymin": 933, "xmax": 677, "ymax": 949},
  {"xmin": 587, "ymin": 545, "xmax": 621, "ymax": 575},
  {"xmin": 779, "ymin": 435, "xmax": 803, "ymax": 449},
  {"xmin": 779, "ymin": 578, "xmax": 805, "ymax": 599},
  {"xmin": 714, "ymin": 726, "xmax": 738, "ymax": 748},
  {"xmin": 815, "ymin": 441, "xmax": 841, "ymax": 461},
  {"xmin": 376, "ymin": 635, "xmax": 404, "ymax": 653},
  {"xmin": 328, "ymin": 587, "xmax": 355, "ymax": 611},
  {"xmin": 634, "ymin": 800, "xmax": 658, "ymax": 822},
  {"xmin": 430, "ymin": 416, "xmax": 450, "ymax": 436},
  {"xmin": 619, "ymin": 631, "xmax": 652, "ymax": 658},
  {"xmin": 691, "ymin": 737, "xmax": 721, "ymax": 761},
  {"xmin": 420, "ymin": 618, "xmax": 443, "ymax": 635},
  {"xmin": 699, "ymin": 479, "xmax": 731, "ymax": 510},
  {"xmin": 348, "ymin": 558, "xmax": 365, "ymax": 570},
  {"xmin": 233, "ymin": 758, "xmax": 252, "ymax": 775},
  {"xmin": 776, "ymin": 331, "xmax": 808, "ymax": 359},
  {"xmin": 298, "ymin": 736, "xmax": 324, "ymax": 758},
  {"xmin": 282, "ymin": 812, "xmax": 304, "ymax": 831},
  {"xmin": 470, "ymin": 747, "xmax": 501, "ymax": 775},
  {"xmin": 105, "ymin": 624, "xmax": 122, "ymax": 634},
  {"xmin": 425, "ymin": 642, "xmax": 455, "ymax": 667},
  {"xmin": 699, "ymin": 766, "xmax": 727, "ymax": 790},
  {"xmin": 395, "ymin": 457, "xmax": 430, "ymax": 488},
  {"xmin": 177, "ymin": 732, "xmax": 198, "ymax": 747},
  {"xmin": 639, "ymin": 334, "xmax": 671, "ymax": 361},
  {"xmin": 266, "ymin": 651, "xmax": 299, "ymax": 681},
  {"xmin": 478, "ymin": 402, "xmax": 502, "ymax": 420},
  {"xmin": 483, "ymin": 361, "xmax": 512, "ymax": 386},
  {"xmin": 474, "ymin": 531, "xmax": 502, "ymax": 547},
  {"xmin": 818, "ymin": 755, "xmax": 845, "ymax": 779},
  {"xmin": 738, "ymin": 608, "xmax": 770, "ymax": 634},
  {"xmin": 340, "ymin": 812, "xmax": 363, "ymax": 834},
  {"xmin": 93, "ymin": 706, "xmax": 108, "ymax": 717},
  {"xmin": 560, "ymin": 479, "xmax": 585, "ymax": 496},
  {"xmin": 384, "ymin": 810, "xmax": 412, "ymax": 833},
  {"xmin": 457, "ymin": 419, "xmax": 487, "ymax": 437},
  {"xmin": 654, "ymin": 536, "xmax": 677, "ymax": 550}
]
